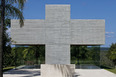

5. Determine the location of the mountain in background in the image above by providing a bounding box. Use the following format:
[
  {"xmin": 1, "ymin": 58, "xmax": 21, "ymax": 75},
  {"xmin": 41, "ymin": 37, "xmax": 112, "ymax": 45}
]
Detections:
[{"xmin": 100, "ymin": 47, "xmax": 109, "ymax": 51}]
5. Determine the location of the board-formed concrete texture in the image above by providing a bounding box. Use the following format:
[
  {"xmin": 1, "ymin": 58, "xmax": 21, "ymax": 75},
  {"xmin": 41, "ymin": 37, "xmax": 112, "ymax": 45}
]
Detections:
[
  {"xmin": 11, "ymin": 5, "xmax": 105, "ymax": 64},
  {"xmin": 41, "ymin": 64, "xmax": 75, "ymax": 77}
]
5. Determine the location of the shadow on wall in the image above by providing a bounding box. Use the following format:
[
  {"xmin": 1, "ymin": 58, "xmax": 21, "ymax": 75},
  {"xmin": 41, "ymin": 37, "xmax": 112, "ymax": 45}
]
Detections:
[{"xmin": 54, "ymin": 64, "xmax": 78, "ymax": 77}]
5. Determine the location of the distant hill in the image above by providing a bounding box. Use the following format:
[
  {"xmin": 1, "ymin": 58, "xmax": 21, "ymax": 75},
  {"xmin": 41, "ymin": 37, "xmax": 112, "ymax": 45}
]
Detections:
[{"xmin": 100, "ymin": 47, "xmax": 109, "ymax": 51}]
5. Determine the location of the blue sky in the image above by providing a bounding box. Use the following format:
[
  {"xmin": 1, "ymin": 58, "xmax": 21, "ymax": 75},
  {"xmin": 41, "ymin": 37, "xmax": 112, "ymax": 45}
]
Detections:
[{"xmin": 21, "ymin": 0, "xmax": 116, "ymax": 47}]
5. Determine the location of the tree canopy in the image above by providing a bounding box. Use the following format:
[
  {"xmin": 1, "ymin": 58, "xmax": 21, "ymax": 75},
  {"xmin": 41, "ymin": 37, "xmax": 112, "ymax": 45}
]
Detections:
[
  {"xmin": 0, "ymin": 0, "xmax": 26, "ymax": 68},
  {"xmin": 0, "ymin": 0, "xmax": 26, "ymax": 27},
  {"xmin": 108, "ymin": 43, "xmax": 116, "ymax": 66}
]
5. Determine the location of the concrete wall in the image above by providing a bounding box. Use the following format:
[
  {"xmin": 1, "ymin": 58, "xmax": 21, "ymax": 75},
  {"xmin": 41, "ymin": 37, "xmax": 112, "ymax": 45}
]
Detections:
[
  {"xmin": 41, "ymin": 64, "xmax": 75, "ymax": 77},
  {"xmin": 11, "ymin": 19, "xmax": 105, "ymax": 45},
  {"xmin": 71, "ymin": 19, "xmax": 105, "ymax": 45},
  {"xmin": 11, "ymin": 5, "xmax": 105, "ymax": 45},
  {"xmin": 11, "ymin": 20, "xmax": 45, "ymax": 44},
  {"xmin": 46, "ymin": 5, "xmax": 70, "ymax": 21}
]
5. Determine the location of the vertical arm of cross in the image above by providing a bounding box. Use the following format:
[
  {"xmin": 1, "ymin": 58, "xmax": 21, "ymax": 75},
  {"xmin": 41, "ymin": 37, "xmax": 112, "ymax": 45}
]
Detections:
[{"xmin": 45, "ymin": 5, "xmax": 71, "ymax": 64}]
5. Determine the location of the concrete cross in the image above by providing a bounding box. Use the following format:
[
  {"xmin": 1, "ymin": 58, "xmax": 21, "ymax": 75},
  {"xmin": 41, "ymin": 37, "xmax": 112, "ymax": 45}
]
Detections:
[{"xmin": 11, "ymin": 5, "xmax": 105, "ymax": 65}]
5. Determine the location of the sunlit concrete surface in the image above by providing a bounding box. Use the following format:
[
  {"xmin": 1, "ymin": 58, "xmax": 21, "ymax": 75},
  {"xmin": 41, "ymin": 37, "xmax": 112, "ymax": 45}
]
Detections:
[
  {"xmin": 11, "ymin": 5, "xmax": 105, "ymax": 77},
  {"xmin": 11, "ymin": 5, "xmax": 105, "ymax": 65},
  {"xmin": 3, "ymin": 69, "xmax": 116, "ymax": 77},
  {"xmin": 75, "ymin": 69, "xmax": 116, "ymax": 77},
  {"xmin": 41, "ymin": 64, "xmax": 75, "ymax": 77}
]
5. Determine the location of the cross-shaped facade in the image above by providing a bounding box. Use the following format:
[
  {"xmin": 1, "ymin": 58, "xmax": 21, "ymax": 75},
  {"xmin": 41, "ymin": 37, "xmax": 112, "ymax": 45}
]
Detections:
[
  {"xmin": 11, "ymin": 5, "xmax": 105, "ymax": 65},
  {"xmin": 11, "ymin": 4, "xmax": 105, "ymax": 77}
]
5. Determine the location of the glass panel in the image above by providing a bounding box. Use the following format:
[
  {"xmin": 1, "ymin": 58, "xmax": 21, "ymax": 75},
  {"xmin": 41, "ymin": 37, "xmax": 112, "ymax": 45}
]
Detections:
[
  {"xmin": 13, "ymin": 45, "xmax": 45, "ymax": 69},
  {"xmin": 71, "ymin": 45, "xmax": 100, "ymax": 69}
]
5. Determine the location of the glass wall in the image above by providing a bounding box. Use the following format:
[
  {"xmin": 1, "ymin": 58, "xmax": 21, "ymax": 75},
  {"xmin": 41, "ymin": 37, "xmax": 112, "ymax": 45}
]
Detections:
[
  {"xmin": 11, "ymin": 45, "xmax": 101, "ymax": 69},
  {"xmin": 71, "ymin": 45, "xmax": 100, "ymax": 69},
  {"xmin": 13, "ymin": 45, "xmax": 45, "ymax": 69}
]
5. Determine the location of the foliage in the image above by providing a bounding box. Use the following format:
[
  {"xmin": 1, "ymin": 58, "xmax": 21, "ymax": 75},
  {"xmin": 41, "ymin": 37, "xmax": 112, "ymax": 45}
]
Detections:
[
  {"xmin": 108, "ymin": 43, "xmax": 116, "ymax": 66},
  {"xmin": 10, "ymin": 46, "xmax": 45, "ymax": 66},
  {"xmin": 100, "ymin": 51, "xmax": 114, "ymax": 68},
  {"xmin": 0, "ymin": 0, "xmax": 26, "ymax": 27},
  {"xmin": 106, "ymin": 69, "xmax": 116, "ymax": 74},
  {"xmin": 71, "ymin": 46, "xmax": 100, "ymax": 66},
  {"xmin": 71, "ymin": 46, "xmax": 89, "ymax": 64},
  {"xmin": 12, "ymin": 47, "xmax": 26, "ymax": 66},
  {"xmin": 3, "ymin": 66, "xmax": 15, "ymax": 72},
  {"xmin": 23, "ymin": 45, "xmax": 45, "ymax": 65},
  {"xmin": 3, "ymin": 19, "xmax": 12, "ymax": 67},
  {"xmin": 0, "ymin": 0, "xmax": 26, "ymax": 68}
]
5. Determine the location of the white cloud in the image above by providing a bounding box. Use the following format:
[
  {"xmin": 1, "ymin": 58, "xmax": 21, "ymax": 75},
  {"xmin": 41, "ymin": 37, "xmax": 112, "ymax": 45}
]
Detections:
[
  {"xmin": 105, "ymin": 35, "xmax": 114, "ymax": 38},
  {"xmin": 105, "ymin": 31, "xmax": 115, "ymax": 38},
  {"xmin": 105, "ymin": 32, "xmax": 114, "ymax": 34}
]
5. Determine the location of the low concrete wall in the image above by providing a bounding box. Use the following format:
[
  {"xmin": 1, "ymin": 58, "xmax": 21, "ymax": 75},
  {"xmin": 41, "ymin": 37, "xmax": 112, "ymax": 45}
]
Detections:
[{"xmin": 41, "ymin": 64, "xmax": 75, "ymax": 77}]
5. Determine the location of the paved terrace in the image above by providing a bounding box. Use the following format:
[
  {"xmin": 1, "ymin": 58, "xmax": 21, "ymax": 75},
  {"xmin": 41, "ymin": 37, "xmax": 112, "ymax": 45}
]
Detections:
[{"xmin": 3, "ymin": 69, "xmax": 116, "ymax": 77}]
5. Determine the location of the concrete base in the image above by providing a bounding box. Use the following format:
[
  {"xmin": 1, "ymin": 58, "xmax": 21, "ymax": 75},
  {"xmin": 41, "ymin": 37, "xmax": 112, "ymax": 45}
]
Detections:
[
  {"xmin": 3, "ymin": 68, "xmax": 116, "ymax": 77},
  {"xmin": 41, "ymin": 64, "xmax": 75, "ymax": 77}
]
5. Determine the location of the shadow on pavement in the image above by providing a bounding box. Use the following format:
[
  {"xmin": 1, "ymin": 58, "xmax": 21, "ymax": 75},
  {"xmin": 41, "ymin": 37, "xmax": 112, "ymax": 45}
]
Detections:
[{"xmin": 3, "ymin": 69, "xmax": 40, "ymax": 76}]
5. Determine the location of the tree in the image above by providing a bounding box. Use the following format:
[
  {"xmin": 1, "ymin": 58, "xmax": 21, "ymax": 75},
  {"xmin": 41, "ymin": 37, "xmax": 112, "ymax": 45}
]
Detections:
[
  {"xmin": 23, "ymin": 46, "xmax": 45, "ymax": 65},
  {"xmin": 0, "ymin": 0, "xmax": 26, "ymax": 76},
  {"xmin": 0, "ymin": 1, "xmax": 5, "ymax": 77},
  {"xmin": 3, "ymin": 21, "xmax": 12, "ymax": 67},
  {"xmin": 71, "ymin": 46, "xmax": 88, "ymax": 65},
  {"xmin": 108, "ymin": 43, "xmax": 116, "ymax": 68}
]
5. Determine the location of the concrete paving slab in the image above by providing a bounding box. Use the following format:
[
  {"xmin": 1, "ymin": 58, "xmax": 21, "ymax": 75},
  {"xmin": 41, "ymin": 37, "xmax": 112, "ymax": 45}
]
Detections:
[
  {"xmin": 3, "ymin": 69, "xmax": 116, "ymax": 77},
  {"xmin": 75, "ymin": 69, "xmax": 116, "ymax": 77}
]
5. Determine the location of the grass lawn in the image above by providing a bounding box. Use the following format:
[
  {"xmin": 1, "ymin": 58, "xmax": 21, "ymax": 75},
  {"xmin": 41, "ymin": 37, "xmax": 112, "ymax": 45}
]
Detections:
[
  {"xmin": 3, "ymin": 66, "xmax": 15, "ymax": 72},
  {"xmin": 106, "ymin": 69, "xmax": 116, "ymax": 74}
]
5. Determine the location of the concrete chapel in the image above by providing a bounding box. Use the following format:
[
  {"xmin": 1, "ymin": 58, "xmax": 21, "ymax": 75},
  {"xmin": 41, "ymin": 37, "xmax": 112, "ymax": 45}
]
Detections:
[{"xmin": 11, "ymin": 4, "xmax": 105, "ymax": 77}]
